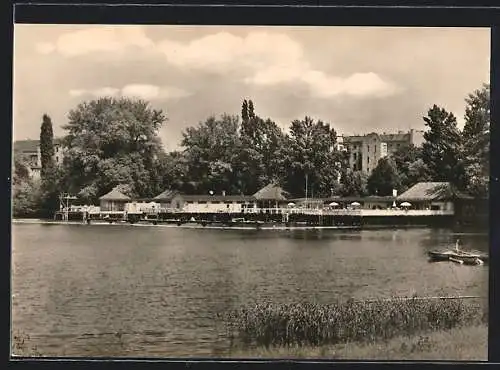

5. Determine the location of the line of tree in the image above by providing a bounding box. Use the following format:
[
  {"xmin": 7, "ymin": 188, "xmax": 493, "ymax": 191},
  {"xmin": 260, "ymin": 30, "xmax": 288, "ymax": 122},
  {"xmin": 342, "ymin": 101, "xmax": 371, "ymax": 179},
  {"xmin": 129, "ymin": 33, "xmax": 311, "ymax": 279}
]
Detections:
[{"xmin": 12, "ymin": 84, "xmax": 489, "ymax": 218}]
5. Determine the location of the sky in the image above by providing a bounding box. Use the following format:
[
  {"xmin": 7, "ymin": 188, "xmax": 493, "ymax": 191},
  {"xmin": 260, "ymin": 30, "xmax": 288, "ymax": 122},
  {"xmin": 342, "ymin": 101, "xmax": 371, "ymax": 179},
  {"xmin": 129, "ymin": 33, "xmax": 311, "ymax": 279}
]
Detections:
[{"xmin": 13, "ymin": 25, "xmax": 490, "ymax": 151}]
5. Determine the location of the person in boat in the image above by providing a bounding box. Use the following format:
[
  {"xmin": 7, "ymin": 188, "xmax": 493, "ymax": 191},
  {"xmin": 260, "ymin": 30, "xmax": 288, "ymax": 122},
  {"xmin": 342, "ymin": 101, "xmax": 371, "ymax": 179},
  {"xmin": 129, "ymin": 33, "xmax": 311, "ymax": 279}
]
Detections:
[{"xmin": 455, "ymin": 239, "xmax": 460, "ymax": 252}]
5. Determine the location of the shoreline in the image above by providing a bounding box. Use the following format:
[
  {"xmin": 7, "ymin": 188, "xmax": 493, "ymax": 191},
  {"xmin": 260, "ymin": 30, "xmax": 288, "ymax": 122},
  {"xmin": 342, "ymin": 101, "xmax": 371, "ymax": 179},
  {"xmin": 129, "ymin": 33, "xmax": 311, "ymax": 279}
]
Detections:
[{"xmin": 11, "ymin": 218, "xmax": 488, "ymax": 233}]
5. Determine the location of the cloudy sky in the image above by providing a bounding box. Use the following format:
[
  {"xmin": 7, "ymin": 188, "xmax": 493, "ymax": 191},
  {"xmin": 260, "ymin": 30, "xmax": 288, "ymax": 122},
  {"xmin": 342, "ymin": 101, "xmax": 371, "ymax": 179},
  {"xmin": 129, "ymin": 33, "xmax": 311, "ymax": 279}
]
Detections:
[{"xmin": 14, "ymin": 25, "xmax": 490, "ymax": 150}]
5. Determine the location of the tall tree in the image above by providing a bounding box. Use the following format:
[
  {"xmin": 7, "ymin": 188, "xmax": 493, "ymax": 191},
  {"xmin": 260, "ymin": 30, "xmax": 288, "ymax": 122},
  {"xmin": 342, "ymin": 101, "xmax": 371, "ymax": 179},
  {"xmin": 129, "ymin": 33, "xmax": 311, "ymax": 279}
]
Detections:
[
  {"xmin": 237, "ymin": 100, "xmax": 286, "ymax": 194},
  {"xmin": 421, "ymin": 105, "xmax": 465, "ymax": 188},
  {"xmin": 181, "ymin": 114, "xmax": 241, "ymax": 194},
  {"xmin": 390, "ymin": 144, "xmax": 430, "ymax": 192},
  {"xmin": 61, "ymin": 97, "xmax": 167, "ymax": 202},
  {"xmin": 462, "ymin": 83, "xmax": 490, "ymax": 197},
  {"xmin": 40, "ymin": 114, "xmax": 55, "ymax": 179},
  {"xmin": 367, "ymin": 157, "xmax": 401, "ymax": 196},
  {"xmin": 241, "ymin": 100, "xmax": 249, "ymax": 124},
  {"xmin": 281, "ymin": 116, "xmax": 341, "ymax": 197},
  {"xmin": 248, "ymin": 100, "xmax": 255, "ymax": 119}
]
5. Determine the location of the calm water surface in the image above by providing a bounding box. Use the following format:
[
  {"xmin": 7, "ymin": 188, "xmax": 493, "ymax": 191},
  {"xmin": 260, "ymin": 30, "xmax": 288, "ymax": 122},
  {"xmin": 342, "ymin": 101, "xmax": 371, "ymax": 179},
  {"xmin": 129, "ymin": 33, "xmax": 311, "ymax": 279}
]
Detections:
[{"xmin": 11, "ymin": 224, "xmax": 488, "ymax": 357}]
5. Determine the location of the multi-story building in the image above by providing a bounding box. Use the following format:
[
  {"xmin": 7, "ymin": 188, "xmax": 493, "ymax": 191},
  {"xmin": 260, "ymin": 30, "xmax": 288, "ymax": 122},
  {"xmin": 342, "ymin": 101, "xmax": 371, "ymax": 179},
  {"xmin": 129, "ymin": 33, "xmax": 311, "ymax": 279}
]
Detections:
[
  {"xmin": 15, "ymin": 138, "xmax": 65, "ymax": 179},
  {"xmin": 343, "ymin": 129, "xmax": 424, "ymax": 175}
]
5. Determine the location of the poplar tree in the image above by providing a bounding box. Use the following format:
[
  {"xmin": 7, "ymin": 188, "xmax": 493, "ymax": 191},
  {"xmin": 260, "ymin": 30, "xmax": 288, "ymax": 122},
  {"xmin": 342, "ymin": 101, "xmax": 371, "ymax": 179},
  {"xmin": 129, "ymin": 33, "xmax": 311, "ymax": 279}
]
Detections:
[{"xmin": 40, "ymin": 114, "xmax": 55, "ymax": 179}]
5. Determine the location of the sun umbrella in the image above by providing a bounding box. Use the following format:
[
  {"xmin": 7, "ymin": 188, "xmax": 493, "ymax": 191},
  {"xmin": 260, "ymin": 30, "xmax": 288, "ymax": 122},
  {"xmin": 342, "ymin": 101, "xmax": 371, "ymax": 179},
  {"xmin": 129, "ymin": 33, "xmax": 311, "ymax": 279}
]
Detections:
[
  {"xmin": 400, "ymin": 202, "xmax": 412, "ymax": 207},
  {"xmin": 350, "ymin": 202, "xmax": 361, "ymax": 206},
  {"xmin": 287, "ymin": 202, "xmax": 296, "ymax": 207},
  {"xmin": 329, "ymin": 202, "xmax": 339, "ymax": 207}
]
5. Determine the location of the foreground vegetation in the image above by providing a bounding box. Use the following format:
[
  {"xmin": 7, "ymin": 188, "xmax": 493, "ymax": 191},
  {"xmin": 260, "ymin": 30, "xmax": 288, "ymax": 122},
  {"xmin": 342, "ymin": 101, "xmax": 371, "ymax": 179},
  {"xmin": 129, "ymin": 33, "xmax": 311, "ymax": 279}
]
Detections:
[
  {"xmin": 219, "ymin": 298, "xmax": 487, "ymax": 356},
  {"xmin": 228, "ymin": 324, "xmax": 487, "ymax": 361}
]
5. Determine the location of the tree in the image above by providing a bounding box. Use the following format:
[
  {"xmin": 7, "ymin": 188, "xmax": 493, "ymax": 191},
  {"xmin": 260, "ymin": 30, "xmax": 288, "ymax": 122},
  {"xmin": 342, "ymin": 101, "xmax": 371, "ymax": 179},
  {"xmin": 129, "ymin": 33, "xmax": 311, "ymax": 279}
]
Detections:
[
  {"xmin": 13, "ymin": 156, "xmax": 30, "ymax": 186},
  {"xmin": 40, "ymin": 114, "xmax": 55, "ymax": 179},
  {"xmin": 421, "ymin": 105, "xmax": 465, "ymax": 188},
  {"xmin": 237, "ymin": 100, "xmax": 286, "ymax": 194},
  {"xmin": 181, "ymin": 114, "xmax": 240, "ymax": 194},
  {"xmin": 339, "ymin": 170, "xmax": 368, "ymax": 197},
  {"xmin": 390, "ymin": 144, "xmax": 430, "ymax": 192},
  {"xmin": 367, "ymin": 157, "xmax": 401, "ymax": 196},
  {"xmin": 241, "ymin": 100, "xmax": 249, "ymax": 124},
  {"xmin": 281, "ymin": 116, "xmax": 341, "ymax": 197},
  {"xmin": 61, "ymin": 97, "xmax": 167, "ymax": 202},
  {"xmin": 12, "ymin": 179, "xmax": 42, "ymax": 218},
  {"xmin": 462, "ymin": 84, "xmax": 490, "ymax": 197}
]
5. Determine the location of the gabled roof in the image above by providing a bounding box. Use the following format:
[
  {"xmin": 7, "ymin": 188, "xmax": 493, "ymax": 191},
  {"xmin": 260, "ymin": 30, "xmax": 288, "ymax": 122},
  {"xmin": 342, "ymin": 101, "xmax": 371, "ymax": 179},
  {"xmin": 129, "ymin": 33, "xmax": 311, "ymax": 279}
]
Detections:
[
  {"xmin": 397, "ymin": 182, "xmax": 456, "ymax": 201},
  {"xmin": 99, "ymin": 188, "xmax": 131, "ymax": 201},
  {"xmin": 253, "ymin": 183, "xmax": 289, "ymax": 200},
  {"xmin": 153, "ymin": 189, "xmax": 179, "ymax": 201}
]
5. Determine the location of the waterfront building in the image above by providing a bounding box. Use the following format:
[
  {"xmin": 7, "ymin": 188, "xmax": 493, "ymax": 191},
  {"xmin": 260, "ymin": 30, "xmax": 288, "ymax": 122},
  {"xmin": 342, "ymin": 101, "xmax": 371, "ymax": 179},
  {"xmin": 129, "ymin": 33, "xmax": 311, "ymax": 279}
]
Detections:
[
  {"xmin": 396, "ymin": 182, "xmax": 457, "ymax": 212},
  {"xmin": 99, "ymin": 188, "xmax": 131, "ymax": 211},
  {"xmin": 179, "ymin": 194, "xmax": 257, "ymax": 213},
  {"xmin": 253, "ymin": 183, "xmax": 289, "ymax": 209},
  {"xmin": 153, "ymin": 189, "xmax": 182, "ymax": 209},
  {"xmin": 343, "ymin": 129, "xmax": 425, "ymax": 175}
]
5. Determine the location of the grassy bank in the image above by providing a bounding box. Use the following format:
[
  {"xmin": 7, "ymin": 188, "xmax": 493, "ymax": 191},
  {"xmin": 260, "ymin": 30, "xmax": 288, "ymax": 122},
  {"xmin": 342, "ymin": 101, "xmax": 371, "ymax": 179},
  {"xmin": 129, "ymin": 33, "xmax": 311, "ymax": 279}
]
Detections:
[
  {"xmin": 220, "ymin": 297, "xmax": 487, "ymax": 360},
  {"xmin": 228, "ymin": 324, "xmax": 487, "ymax": 360}
]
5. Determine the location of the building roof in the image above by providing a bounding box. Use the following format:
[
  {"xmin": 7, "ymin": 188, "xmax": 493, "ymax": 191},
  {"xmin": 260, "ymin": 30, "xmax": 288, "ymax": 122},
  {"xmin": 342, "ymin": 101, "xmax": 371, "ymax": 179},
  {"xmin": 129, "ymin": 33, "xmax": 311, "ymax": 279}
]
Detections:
[
  {"xmin": 343, "ymin": 131, "xmax": 412, "ymax": 144},
  {"xmin": 253, "ymin": 183, "xmax": 289, "ymax": 200},
  {"xmin": 153, "ymin": 189, "xmax": 179, "ymax": 201},
  {"xmin": 180, "ymin": 194, "xmax": 256, "ymax": 202},
  {"xmin": 397, "ymin": 182, "xmax": 458, "ymax": 201},
  {"xmin": 99, "ymin": 188, "xmax": 131, "ymax": 201},
  {"xmin": 380, "ymin": 133, "xmax": 411, "ymax": 142}
]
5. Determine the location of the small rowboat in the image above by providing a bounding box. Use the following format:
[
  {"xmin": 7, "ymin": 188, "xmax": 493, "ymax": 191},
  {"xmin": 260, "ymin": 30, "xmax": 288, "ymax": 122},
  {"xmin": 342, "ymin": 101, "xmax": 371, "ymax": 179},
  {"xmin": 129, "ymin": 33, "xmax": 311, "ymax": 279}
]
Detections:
[{"xmin": 428, "ymin": 240, "xmax": 488, "ymax": 265}]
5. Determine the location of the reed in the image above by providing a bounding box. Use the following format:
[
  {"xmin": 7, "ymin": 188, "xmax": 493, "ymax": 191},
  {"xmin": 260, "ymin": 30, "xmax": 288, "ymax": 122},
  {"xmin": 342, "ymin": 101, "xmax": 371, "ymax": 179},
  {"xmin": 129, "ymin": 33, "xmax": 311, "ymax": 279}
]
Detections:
[{"xmin": 220, "ymin": 297, "xmax": 487, "ymax": 349}]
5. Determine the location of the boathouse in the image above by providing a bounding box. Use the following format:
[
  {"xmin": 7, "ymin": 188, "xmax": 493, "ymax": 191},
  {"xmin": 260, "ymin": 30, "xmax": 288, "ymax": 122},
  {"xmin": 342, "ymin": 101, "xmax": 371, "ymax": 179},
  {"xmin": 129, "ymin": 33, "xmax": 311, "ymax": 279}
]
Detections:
[
  {"xmin": 153, "ymin": 189, "xmax": 183, "ymax": 209},
  {"xmin": 396, "ymin": 182, "xmax": 456, "ymax": 211},
  {"xmin": 176, "ymin": 194, "xmax": 257, "ymax": 213},
  {"xmin": 253, "ymin": 183, "xmax": 289, "ymax": 209},
  {"xmin": 99, "ymin": 188, "xmax": 131, "ymax": 211}
]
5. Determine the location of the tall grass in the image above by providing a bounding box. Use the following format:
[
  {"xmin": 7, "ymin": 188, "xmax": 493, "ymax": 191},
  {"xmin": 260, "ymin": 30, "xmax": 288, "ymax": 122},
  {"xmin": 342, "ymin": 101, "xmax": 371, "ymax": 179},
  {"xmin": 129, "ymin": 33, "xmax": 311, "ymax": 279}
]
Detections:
[{"xmin": 220, "ymin": 297, "xmax": 487, "ymax": 349}]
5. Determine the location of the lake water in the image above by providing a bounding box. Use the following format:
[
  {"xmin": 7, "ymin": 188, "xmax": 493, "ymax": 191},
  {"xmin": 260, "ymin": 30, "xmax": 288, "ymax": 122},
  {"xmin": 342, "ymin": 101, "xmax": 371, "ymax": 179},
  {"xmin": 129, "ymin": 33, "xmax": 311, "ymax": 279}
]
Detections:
[{"xmin": 11, "ymin": 223, "xmax": 489, "ymax": 357}]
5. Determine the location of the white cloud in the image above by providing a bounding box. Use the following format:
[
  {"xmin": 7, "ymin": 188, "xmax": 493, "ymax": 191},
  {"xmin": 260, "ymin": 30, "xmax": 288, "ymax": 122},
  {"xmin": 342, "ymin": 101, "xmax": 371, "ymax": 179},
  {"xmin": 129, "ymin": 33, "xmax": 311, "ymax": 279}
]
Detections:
[
  {"xmin": 50, "ymin": 27, "xmax": 398, "ymax": 99},
  {"xmin": 69, "ymin": 84, "xmax": 190, "ymax": 100},
  {"xmin": 158, "ymin": 31, "xmax": 399, "ymax": 99},
  {"xmin": 122, "ymin": 84, "xmax": 160, "ymax": 99},
  {"xmin": 36, "ymin": 26, "xmax": 153, "ymax": 57},
  {"xmin": 157, "ymin": 31, "xmax": 303, "ymax": 73}
]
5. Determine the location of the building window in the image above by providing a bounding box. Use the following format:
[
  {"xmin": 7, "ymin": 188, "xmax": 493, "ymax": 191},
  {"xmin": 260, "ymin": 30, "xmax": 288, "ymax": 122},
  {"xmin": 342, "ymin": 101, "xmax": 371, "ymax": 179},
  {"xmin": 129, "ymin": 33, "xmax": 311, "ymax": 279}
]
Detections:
[{"xmin": 367, "ymin": 145, "xmax": 370, "ymax": 152}]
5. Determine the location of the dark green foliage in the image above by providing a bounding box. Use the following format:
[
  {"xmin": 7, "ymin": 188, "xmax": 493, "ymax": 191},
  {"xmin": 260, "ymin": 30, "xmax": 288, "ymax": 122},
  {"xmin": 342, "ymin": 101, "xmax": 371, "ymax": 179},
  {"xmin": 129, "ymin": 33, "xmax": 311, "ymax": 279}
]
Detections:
[
  {"xmin": 181, "ymin": 114, "xmax": 241, "ymax": 194},
  {"xmin": 221, "ymin": 299, "xmax": 486, "ymax": 349},
  {"xmin": 281, "ymin": 116, "xmax": 341, "ymax": 197},
  {"xmin": 61, "ymin": 97, "xmax": 167, "ymax": 202},
  {"xmin": 339, "ymin": 170, "xmax": 368, "ymax": 197},
  {"xmin": 421, "ymin": 105, "xmax": 466, "ymax": 189},
  {"xmin": 13, "ymin": 156, "xmax": 30, "ymax": 185},
  {"xmin": 390, "ymin": 144, "xmax": 431, "ymax": 193},
  {"xmin": 367, "ymin": 157, "xmax": 401, "ymax": 196},
  {"xmin": 462, "ymin": 84, "xmax": 490, "ymax": 197},
  {"xmin": 12, "ymin": 179, "xmax": 41, "ymax": 218},
  {"xmin": 40, "ymin": 114, "xmax": 55, "ymax": 179}
]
